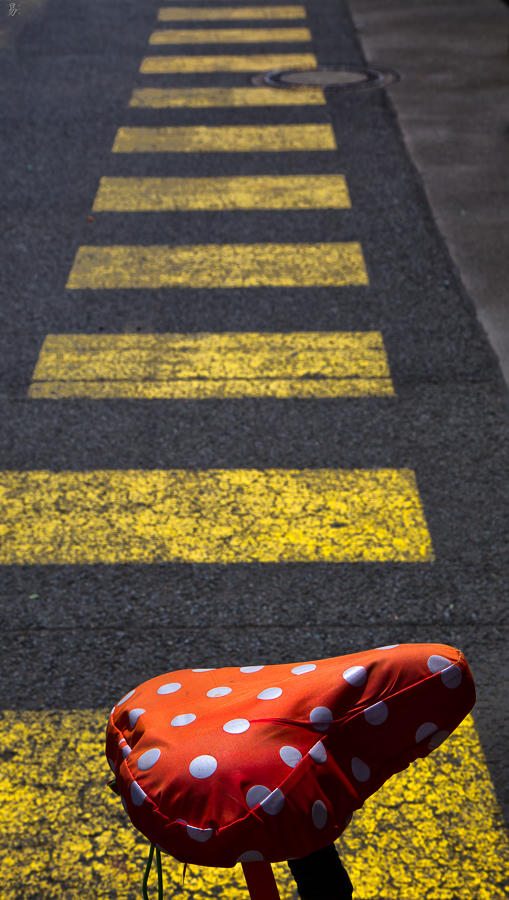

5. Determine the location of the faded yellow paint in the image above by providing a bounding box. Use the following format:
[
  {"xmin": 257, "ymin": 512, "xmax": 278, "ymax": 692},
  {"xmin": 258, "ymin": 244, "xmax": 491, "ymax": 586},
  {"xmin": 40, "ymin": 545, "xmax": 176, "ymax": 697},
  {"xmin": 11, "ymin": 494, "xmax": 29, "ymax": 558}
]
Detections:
[
  {"xmin": 112, "ymin": 124, "xmax": 336, "ymax": 153},
  {"xmin": 28, "ymin": 332, "xmax": 394, "ymax": 399},
  {"xmin": 92, "ymin": 175, "xmax": 350, "ymax": 211},
  {"xmin": 139, "ymin": 52, "xmax": 317, "ymax": 72},
  {"xmin": 30, "ymin": 378, "xmax": 394, "ymax": 399},
  {"xmin": 0, "ymin": 712, "xmax": 507, "ymax": 899},
  {"xmin": 66, "ymin": 243, "xmax": 366, "ymax": 289},
  {"xmin": 149, "ymin": 27, "xmax": 312, "ymax": 43},
  {"xmin": 0, "ymin": 468, "xmax": 432, "ymax": 564},
  {"xmin": 157, "ymin": 5, "xmax": 306, "ymax": 19},
  {"xmin": 129, "ymin": 86, "xmax": 324, "ymax": 107}
]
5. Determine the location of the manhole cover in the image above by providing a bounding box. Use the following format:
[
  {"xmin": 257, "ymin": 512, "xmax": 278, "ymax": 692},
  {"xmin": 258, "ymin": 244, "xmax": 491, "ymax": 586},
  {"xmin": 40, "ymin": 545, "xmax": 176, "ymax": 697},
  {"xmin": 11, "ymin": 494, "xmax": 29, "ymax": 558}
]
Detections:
[{"xmin": 253, "ymin": 64, "xmax": 398, "ymax": 92}]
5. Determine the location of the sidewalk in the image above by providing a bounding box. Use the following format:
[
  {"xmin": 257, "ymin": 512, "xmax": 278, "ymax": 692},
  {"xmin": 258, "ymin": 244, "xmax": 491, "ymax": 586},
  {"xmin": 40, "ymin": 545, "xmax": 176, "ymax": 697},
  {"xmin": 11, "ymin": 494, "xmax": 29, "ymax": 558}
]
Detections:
[{"xmin": 348, "ymin": 0, "xmax": 509, "ymax": 388}]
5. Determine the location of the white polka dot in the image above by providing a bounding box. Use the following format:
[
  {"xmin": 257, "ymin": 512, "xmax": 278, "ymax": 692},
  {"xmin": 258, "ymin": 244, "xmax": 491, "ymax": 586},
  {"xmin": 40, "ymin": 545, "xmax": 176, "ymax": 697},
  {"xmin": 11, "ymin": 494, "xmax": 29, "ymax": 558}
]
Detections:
[
  {"xmin": 364, "ymin": 701, "xmax": 388, "ymax": 725},
  {"xmin": 207, "ymin": 686, "xmax": 232, "ymax": 698},
  {"xmin": 240, "ymin": 666, "xmax": 265, "ymax": 674},
  {"xmin": 157, "ymin": 682, "xmax": 181, "ymax": 695},
  {"xmin": 189, "ymin": 755, "xmax": 217, "ymax": 779},
  {"xmin": 280, "ymin": 746, "xmax": 302, "ymax": 768},
  {"xmin": 171, "ymin": 713, "xmax": 196, "ymax": 727},
  {"xmin": 117, "ymin": 689, "xmax": 135, "ymax": 705},
  {"xmin": 343, "ymin": 666, "xmax": 367, "ymax": 686},
  {"xmin": 261, "ymin": 788, "xmax": 284, "ymax": 815},
  {"xmin": 427, "ymin": 655, "xmax": 451, "ymax": 674},
  {"xmin": 176, "ymin": 818, "xmax": 188, "ymax": 825},
  {"xmin": 122, "ymin": 743, "xmax": 131, "ymax": 758},
  {"xmin": 246, "ymin": 785, "xmax": 271, "ymax": 809},
  {"xmin": 415, "ymin": 722, "xmax": 438, "ymax": 744},
  {"xmin": 312, "ymin": 800, "xmax": 327, "ymax": 829},
  {"xmin": 375, "ymin": 644, "xmax": 399, "ymax": 650},
  {"xmin": 192, "ymin": 669, "xmax": 216, "ymax": 673},
  {"xmin": 237, "ymin": 851, "xmax": 264, "ymax": 862},
  {"xmin": 121, "ymin": 796, "xmax": 128, "ymax": 815},
  {"xmin": 110, "ymin": 707, "xmax": 116, "ymax": 717},
  {"xmin": 257, "ymin": 687, "xmax": 282, "ymax": 700},
  {"xmin": 223, "ymin": 718, "xmax": 250, "ymax": 734},
  {"xmin": 187, "ymin": 825, "xmax": 213, "ymax": 842},
  {"xmin": 351, "ymin": 757, "xmax": 370, "ymax": 782},
  {"xmin": 108, "ymin": 757, "xmax": 116, "ymax": 773},
  {"xmin": 156, "ymin": 845, "xmax": 167, "ymax": 855},
  {"xmin": 441, "ymin": 664, "xmax": 462, "ymax": 689},
  {"xmin": 128, "ymin": 708, "xmax": 145, "ymax": 729},
  {"xmin": 291, "ymin": 664, "xmax": 317, "ymax": 675},
  {"xmin": 131, "ymin": 781, "xmax": 147, "ymax": 806},
  {"xmin": 309, "ymin": 741, "xmax": 327, "ymax": 764},
  {"xmin": 310, "ymin": 707, "xmax": 333, "ymax": 731},
  {"xmin": 138, "ymin": 748, "xmax": 161, "ymax": 771},
  {"xmin": 429, "ymin": 729, "xmax": 449, "ymax": 750}
]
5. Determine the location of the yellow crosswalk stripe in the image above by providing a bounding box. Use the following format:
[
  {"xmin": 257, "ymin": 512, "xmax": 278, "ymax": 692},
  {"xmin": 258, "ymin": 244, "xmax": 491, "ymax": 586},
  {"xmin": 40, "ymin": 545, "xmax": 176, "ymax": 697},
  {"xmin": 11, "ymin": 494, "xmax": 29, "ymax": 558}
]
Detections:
[
  {"xmin": 66, "ymin": 242, "xmax": 367, "ymax": 289},
  {"xmin": 129, "ymin": 86, "xmax": 324, "ymax": 107},
  {"xmin": 149, "ymin": 27, "xmax": 312, "ymax": 43},
  {"xmin": 0, "ymin": 468, "xmax": 432, "ymax": 564},
  {"xmin": 157, "ymin": 5, "xmax": 307, "ymax": 19},
  {"xmin": 111, "ymin": 124, "xmax": 336, "ymax": 153},
  {"xmin": 2, "ymin": 712, "xmax": 506, "ymax": 899},
  {"xmin": 139, "ymin": 52, "xmax": 317, "ymax": 71},
  {"xmin": 28, "ymin": 332, "xmax": 394, "ymax": 399},
  {"xmin": 92, "ymin": 174, "xmax": 350, "ymax": 211}
]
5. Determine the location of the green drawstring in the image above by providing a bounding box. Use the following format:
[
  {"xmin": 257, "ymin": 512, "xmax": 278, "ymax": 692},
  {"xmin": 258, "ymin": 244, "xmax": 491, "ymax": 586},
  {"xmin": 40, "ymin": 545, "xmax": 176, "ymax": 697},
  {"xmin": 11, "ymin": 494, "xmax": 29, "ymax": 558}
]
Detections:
[
  {"xmin": 142, "ymin": 845, "xmax": 164, "ymax": 900},
  {"xmin": 142, "ymin": 845, "xmax": 154, "ymax": 900}
]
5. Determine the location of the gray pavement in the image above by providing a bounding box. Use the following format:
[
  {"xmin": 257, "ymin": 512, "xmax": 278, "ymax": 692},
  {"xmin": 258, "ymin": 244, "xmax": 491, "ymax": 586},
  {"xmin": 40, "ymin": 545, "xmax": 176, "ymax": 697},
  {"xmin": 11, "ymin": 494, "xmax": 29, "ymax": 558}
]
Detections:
[
  {"xmin": 0, "ymin": 0, "xmax": 509, "ymax": 858},
  {"xmin": 349, "ymin": 0, "xmax": 509, "ymax": 387}
]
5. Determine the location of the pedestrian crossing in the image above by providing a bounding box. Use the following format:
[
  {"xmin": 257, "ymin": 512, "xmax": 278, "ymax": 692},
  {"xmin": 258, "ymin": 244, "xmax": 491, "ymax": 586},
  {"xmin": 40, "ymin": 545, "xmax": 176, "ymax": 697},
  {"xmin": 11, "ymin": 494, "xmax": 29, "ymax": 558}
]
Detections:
[
  {"xmin": 0, "ymin": 469, "xmax": 432, "ymax": 564},
  {"xmin": 9, "ymin": 0, "xmax": 509, "ymax": 895},
  {"xmin": 149, "ymin": 27, "xmax": 312, "ymax": 43},
  {"xmin": 139, "ymin": 52, "xmax": 317, "ymax": 71},
  {"xmin": 111, "ymin": 123, "xmax": 336, "ymax": 152},
  {"xmin": 129, "ymin": 86, "xmax": 325, "ymax": 106},
  {"xmin": 92, "ymin": 174, "xmax": 349, "ymax": 210},
  {"xmin": 28, "ymin": 332, "xmax": 394, "ymax": 398},
  {"xmin": 66, "ymin": 243, "xmax": 366, "ymax": 289},
  {"xmin": 156, "ymin": 5, "xmax": 307, "ymax": 19}
]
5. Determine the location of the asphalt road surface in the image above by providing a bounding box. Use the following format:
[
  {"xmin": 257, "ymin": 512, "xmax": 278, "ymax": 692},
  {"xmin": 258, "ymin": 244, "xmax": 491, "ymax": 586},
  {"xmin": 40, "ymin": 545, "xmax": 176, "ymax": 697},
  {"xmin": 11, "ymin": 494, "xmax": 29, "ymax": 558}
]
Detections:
[{"xmin": 0, "ymin": 0, "xmax": 508, "ymax": 896}]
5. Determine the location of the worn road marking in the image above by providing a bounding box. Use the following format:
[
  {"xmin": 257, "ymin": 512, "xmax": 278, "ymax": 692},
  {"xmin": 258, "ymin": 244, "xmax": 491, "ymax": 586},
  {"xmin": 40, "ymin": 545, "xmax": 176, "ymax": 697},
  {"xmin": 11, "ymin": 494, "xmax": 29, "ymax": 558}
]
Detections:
[
  {"xmin": 0, "ymin": 468, "xmax": 432, "ymax": 564},
  {"xmin": 139, "ymin": 53, "xmax": 317, "ymax": 72},
  {"xmin": 1, "ymin": 713, "xmax": 506, "ymax": 899},
  {"xmin": 92, "ymin": 175, "xmax": 350, "ymax": 211},
  {"xmin": 28, "ymin": 332, "xmax": 393, "ymax": 399},
  {"xmin": 149, "ymin": 27, "xmax": 312, "ymax": 43},
  {"xmin": 112, "ymin": 124, "xmax": 336, "ymax": 153},
  {"xmin": 157, "ymin": 5, "xmax": 307, "ymax": 19},
  {"xmin": 129, "ymin": 86, "xmax": 324, "ymax": 107},
  {"xmin": 66, "ymin": 243, "xmax": 367, "ymax": 289}
]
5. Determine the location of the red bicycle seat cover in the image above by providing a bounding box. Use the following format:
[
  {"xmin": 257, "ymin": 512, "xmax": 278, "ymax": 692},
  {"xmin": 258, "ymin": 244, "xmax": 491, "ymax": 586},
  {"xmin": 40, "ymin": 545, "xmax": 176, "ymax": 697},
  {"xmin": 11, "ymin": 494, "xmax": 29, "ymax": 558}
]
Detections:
[{"xmin": 105, "ymin": 643, "xmax": 475, "ymax": 866}]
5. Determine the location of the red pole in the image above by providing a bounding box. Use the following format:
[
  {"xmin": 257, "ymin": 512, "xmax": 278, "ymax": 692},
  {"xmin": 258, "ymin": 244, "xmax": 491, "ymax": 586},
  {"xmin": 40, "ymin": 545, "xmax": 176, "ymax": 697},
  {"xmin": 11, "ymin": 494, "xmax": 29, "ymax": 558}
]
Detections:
[{"xmin": 242, "ymin": 863, "xmax": 281, "ymax": 900}]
